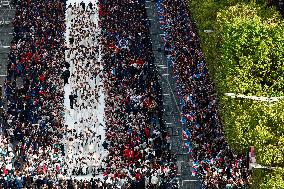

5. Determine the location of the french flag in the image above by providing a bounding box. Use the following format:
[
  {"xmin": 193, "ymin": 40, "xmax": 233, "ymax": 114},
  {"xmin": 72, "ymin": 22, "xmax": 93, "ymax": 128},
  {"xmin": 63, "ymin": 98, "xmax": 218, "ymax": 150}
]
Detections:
[
  {"xmin": 184, "ymin": 141, "xmax": 190, "ymax": 148},
  {"xmin": 184, "ymin": 141, "xmax": 193, "ymax": 156},
  {"xmin": 184, "ymin": 141, "xmax": 192, "ymax": 150},
  {"xmin": 182, "ymin": 127, "xmax": 191, "ymax": 140},
  {"xmin": 180, "ymin": 116, "xmax": 187, "ymax": 125}
]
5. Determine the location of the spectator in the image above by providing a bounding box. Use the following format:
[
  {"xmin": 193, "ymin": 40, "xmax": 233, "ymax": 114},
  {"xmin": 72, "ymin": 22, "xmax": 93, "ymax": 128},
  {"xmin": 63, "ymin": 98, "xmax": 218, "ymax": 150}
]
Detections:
[{"xmin": 156, "ymin": 0, "xmax": 251, "ymax": 188}]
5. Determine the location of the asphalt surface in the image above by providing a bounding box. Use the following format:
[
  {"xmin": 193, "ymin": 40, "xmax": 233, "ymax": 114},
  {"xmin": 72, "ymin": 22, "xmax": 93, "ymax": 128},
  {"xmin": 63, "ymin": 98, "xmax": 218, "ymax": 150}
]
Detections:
[
  {"xmin": 0, "ymin": 3, "xmax": 15, "ymax": 100},
  {"xmin": 145, "ymin": 1, "xmax": 202, "ymax": 188}
]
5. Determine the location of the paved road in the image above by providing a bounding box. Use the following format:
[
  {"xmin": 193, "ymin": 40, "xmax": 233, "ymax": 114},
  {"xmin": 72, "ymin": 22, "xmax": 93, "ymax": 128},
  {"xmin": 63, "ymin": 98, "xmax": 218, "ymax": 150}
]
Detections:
[
  {"xmin": 145, "ymin": 1, "xmax": 202, "ymax": 188},
  {"xmin": 0, "ymin": 3, "xmax": 15, "ymax": 104}
]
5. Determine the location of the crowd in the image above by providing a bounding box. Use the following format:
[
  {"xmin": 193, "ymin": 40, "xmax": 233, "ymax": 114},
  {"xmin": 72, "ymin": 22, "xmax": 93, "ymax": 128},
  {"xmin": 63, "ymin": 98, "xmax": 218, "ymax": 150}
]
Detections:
[
  {"xmin": 98, "ymin": 0, "xmax": 179, "ymax": 188},
  {"xmin": 64, "ymin": 1, "xmax": 108, "ymax": 178},
  {"xmin": 0, "ymin": 0, "xmax": 180, "ymax": 188},
  {"xmin": 1, "ymin": 0, "xmax": 67, "ymax": 188},
  {"xmin": 0, "ymin": 0, "xmax": 253, "ymax": 188},
  {"xmin": 156, "ymin": 0, "xmax": 251, "ymax": 188}
]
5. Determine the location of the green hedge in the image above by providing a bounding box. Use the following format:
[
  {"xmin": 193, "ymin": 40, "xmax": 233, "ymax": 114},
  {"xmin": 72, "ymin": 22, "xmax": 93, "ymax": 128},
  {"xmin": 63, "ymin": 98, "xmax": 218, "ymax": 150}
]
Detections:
[{"xmin": 188, "ymin": 0, "xmax": 284, "ymax": 187}]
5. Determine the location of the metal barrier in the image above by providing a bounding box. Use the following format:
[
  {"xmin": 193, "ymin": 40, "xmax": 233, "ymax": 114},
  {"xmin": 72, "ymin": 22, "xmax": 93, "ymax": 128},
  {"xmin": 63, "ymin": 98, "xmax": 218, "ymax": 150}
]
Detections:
[{"xmin": 0, "ymin": 0, "xmax": 11, "ymax": 8}]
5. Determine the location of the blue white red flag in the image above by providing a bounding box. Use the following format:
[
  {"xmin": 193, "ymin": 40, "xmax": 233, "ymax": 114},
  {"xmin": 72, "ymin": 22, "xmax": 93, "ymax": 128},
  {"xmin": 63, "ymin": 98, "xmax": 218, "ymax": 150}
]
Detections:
[{"xmin": 182, "ymin": 127, "xmax": 191, "ymax": 140}]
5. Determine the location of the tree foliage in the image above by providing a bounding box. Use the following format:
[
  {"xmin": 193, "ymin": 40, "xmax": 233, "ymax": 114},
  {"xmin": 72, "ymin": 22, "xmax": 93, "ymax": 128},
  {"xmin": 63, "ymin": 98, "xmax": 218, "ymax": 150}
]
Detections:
[
  {"xmin": 188, "ymin": 0, "xmax": 284, "ymax": 186},
  {"xmin": 216, "ymin": 4, "xmax": 284, "ymax": 96},
  {"xmin": 220, "ymin": 98, "xmax": 284, "ymax": 167},
  {"xmin": 252, "ymin": 168, "xmax": 284, "ymax": 189}
]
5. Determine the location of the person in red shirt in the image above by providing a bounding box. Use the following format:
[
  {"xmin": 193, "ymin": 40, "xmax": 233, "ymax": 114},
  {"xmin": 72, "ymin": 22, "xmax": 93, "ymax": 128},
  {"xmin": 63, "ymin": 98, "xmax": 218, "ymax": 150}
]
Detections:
[
  {"xmin": 124, "ymin": 147, "xmax": 130, "ymax": 159},
  {"xmin": 144, "ymin": 127, "xmax": 150, "ymax": 139}
]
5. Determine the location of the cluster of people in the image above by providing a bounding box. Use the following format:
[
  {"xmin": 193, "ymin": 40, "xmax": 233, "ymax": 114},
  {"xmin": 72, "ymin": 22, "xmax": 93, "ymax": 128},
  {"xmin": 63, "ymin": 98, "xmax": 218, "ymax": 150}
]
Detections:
[
  {"xmin": 156, "ymin": 0, "xmax": 251, "ymax": 188},
  {"xmin": 64, "ymin": 1, "xmax": 108, "ymax": 178},
  {"xmin": 0, "ymin": 0, "xmax": 254, "ymax": 188},
  {"xmin": 1, "ymin": 0, "xmax": 68, "ymax": 187},
  {"xmin": 0, "ymin": 0, "xmax": 180, "ymax": 188},
  {"xmin": 99, "ymin": 0, "xmax": 178, "ymax": 188}
]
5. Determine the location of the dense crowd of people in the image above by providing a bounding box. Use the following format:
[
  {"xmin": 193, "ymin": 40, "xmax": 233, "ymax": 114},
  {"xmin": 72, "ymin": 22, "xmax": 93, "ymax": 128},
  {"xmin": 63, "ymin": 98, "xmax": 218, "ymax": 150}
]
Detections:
[
  {"xmin": 100, "ymin": 0, "xmax": 178, "ymax": 188},
  {"xmin": 64, "ymin": 2, "xmax": 108, "ymax": 178},
  {"xmin": 0, "ymin": 0, "xmax": 179, "ymax": 188},
  {"xmin": 1, "ymin": 0, "xmax": 67, "ymax": 188},
  {"xmin": 0, "ymin": 0, "xmax": 253, "ymax": 188},
  {"xmin": 156, "ymin": 0, "xmax": 251, "ymax": 188}
]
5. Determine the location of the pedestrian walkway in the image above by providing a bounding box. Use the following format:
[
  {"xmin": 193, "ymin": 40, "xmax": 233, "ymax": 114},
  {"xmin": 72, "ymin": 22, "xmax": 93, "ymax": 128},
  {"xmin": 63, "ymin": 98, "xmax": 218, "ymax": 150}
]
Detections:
[{"xmin": 63, "ymin": 0, "xmax": 107, "ymax": 179}]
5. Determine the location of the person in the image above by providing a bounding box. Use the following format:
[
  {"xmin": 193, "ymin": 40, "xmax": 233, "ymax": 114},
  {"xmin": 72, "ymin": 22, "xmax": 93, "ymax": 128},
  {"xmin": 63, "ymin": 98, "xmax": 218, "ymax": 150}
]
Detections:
[
  {"xmin": 151, "ymin": 173, "xmax": 159, "ymax": 189},
  {"xmin": 80, "ymin": 1, "xmax": 85, "ymax": 10},
  {"xmin": 62, "ymin": 69, "xmax": 70, "ymax": 85},
  {"xmin": 69, "ymin": 37, "xmax": 74, "ymax": 45},
  {"xmin": 64, "ymin": 61, "xmax": 70, "ymax": 69},
  {"xmin": 88, "ymin": 2, "xmax": 93, "ymax": 10}
]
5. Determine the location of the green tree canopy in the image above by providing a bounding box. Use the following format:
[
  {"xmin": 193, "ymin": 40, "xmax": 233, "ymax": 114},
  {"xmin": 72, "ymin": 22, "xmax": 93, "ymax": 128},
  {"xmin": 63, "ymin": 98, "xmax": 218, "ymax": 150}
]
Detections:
[{"xmin": 188, "ymin": 0, "xmax": 284, "ymax": 187}]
